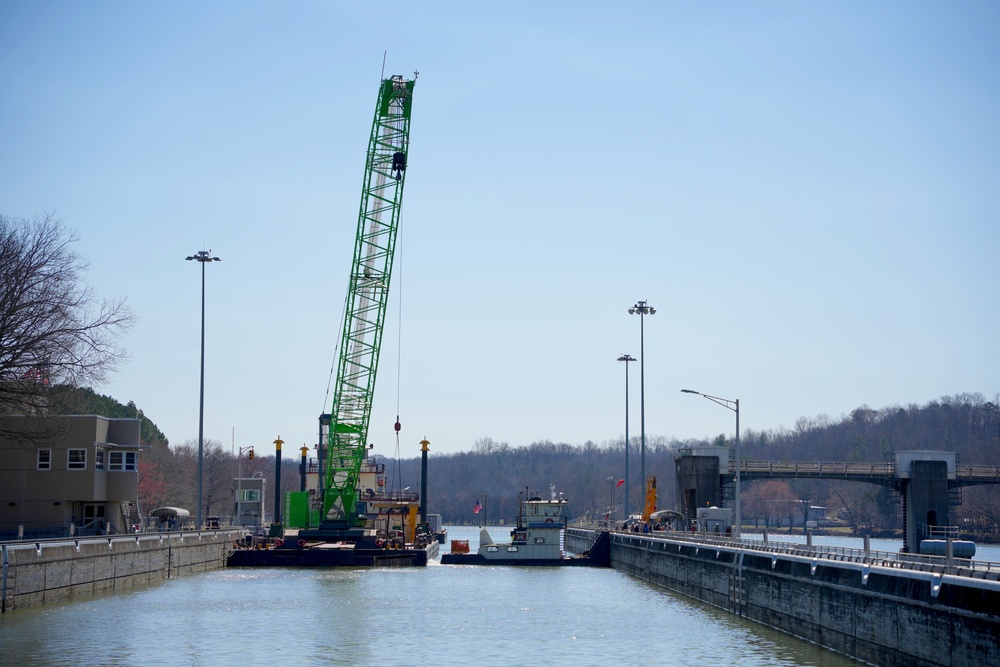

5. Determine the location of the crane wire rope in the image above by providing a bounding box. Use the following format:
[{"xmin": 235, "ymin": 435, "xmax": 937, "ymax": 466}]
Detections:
[{"xmin": 390, "ymin": 223, "xmax": 405, "ymax": 500}]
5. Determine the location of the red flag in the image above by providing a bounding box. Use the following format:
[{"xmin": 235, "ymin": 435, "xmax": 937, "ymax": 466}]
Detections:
[
  {"xmin": 616, "ymin": 479, "xmax": 625, "ymax": 488},
  {"xmin": 473, "ymin": 500, "xmax": 482, "ymax": 514}
]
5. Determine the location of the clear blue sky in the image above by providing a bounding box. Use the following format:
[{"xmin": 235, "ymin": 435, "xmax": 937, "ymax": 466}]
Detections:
[{"xmin": 2, "ymin": 2, "xmax": 997, "ymax": 460}]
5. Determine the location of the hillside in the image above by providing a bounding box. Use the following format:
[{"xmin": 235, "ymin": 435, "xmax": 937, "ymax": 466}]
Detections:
[
  {"xmin": 46, "ymin": 385, "xmax": 168, "ymax": 447},
  {"xmin": 387, "ymin": 393, "xmax": 999, "ymax": 532}
]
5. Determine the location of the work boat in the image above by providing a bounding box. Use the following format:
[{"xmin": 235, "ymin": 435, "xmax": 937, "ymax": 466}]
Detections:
[{"xmin": 441, "ymin": 487, "xmax": 609, "ymax": 566}]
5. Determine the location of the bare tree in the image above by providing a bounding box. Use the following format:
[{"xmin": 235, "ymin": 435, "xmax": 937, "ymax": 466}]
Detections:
[
  {"xmin": 474, "ymin": 437, "xmax": 499, "ymax": 455},
  {"xmin": 0, "ymin": 212, "xmax": 134, "ymax": 439},
  {"xmin": 201, "ymin": 440, "xmax": 232, "ymax": 519}
]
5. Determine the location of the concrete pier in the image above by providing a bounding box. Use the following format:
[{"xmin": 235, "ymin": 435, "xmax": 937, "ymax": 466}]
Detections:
[
  {"xmin": 611, "ymin": 531, "xmax": 1000, "ymax": 667},
  {"xmin": 1, "ymin": 529, "xmax": 242, "ymax": 612}
]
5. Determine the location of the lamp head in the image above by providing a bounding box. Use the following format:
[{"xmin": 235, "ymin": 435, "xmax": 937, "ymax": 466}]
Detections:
[{"xmin": 186, "ymin": 250, "xmax": 221, "ymax": 263}]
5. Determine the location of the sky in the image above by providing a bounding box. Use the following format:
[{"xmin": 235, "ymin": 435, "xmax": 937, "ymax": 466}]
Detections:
[{"xmin": 1, "ymin": 2, "xmax": 998, "ymax": 461}]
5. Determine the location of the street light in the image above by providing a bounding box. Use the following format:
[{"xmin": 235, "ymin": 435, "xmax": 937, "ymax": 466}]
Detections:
[
  {"xmin": 617, "ymin": 353, "xmax": 636, "ymax": 518},
  {"xmin": 236, "ymin": 445, "xmax": 254, "ymax": 527},
  {"xmin": 628, "ymin": 300, "xmax": 655, "ymax": 503},
  {"xmin": 681, "ymin": 389, "xmax": 741, "ymax": 538},
  {"xmin": 186, "ymin": 250, "xmax": 221, "ymax": 530}
]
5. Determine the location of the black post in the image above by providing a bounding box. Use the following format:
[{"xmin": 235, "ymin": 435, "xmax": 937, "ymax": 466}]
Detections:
[
  {"xmin": 299, "ymin": 446, "xmax": 308, "ymax": 492},
  {"xmin": 419, "ymin": 438, "xmax": 429, "ymax": 523},
  {"xmin": 274, "ymin": 437, "xmax": 283, "ymax": 523}
]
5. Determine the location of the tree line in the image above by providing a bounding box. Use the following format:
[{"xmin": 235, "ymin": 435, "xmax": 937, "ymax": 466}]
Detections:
[
  {"xmin": 52, "ymin": 388, "xmax": 1000, "ymax": 536},
  {"xmin": 393, "ymin": 394, "xmax": 1000, "ymax": 536}
]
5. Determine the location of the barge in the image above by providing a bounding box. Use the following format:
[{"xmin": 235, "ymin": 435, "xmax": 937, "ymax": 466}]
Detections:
[{"xmin": 227, "ymin": 533, "xmax": 438, "ymax": 567}]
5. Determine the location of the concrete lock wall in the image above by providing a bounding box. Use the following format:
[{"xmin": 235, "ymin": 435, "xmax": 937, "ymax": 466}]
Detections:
[
  {"xmin": 611, "ymin": 533, "xmax": 1000, "ymax": 667},
  {"xmin": 1, "ymin": 530, "xmax": 242, "ymax": 612},
  {"xmin": 565, "ymin": 528, "xmax": 593, "ymax": 554}
]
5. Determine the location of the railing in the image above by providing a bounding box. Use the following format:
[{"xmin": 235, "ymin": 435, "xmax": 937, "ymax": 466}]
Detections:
[
  {"xmin": 730, "ymin": 460, "xmax": 1000, "ymax": 482},
  {"xmin": 956, "ymin": 465, "xmax": 1000, "ymax": 481},
  {"xmin": 924, "ymin": 525, "xmax": 960, "ymax": 539},
  {"xmin": 736, "ymin": 460, "xmax": 893, "ymax": 477},
  {"xmin": 611, "ymin": 529, "xmax": 1000, "ymax": 577}
]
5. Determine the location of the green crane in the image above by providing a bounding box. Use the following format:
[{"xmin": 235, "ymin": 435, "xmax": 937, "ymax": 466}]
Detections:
[{"xmin": 319, "ymin": 73, "xmax": 416, "ymax": 530}]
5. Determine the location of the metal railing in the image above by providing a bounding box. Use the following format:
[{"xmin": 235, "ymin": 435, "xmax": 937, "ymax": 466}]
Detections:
[{"xmin": 610, "ymin": 529, "xmax": 1000, "ymax": 577}]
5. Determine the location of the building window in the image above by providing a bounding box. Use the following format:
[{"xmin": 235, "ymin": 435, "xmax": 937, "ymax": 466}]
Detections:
[
  {"xmin": 239, "ymin": 489, "xmax": 260, "ymax": 502},
  {"xmin": 37, "ymin": 449, "xmax": 51, "ymax": 470},
  {"xmin": 68, "ymin": 449, "xmax": 87, "ymax": 470},
  {"xmin": 109, "ymin": 451, "xmax": 137, "ymax": 471},
  {"xmin": 95, "ymin": 447, "xmax": 105, "ymax": 470}
]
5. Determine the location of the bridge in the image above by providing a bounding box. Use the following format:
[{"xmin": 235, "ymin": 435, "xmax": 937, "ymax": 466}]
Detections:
[
  {"xmin": 674, "ymin": 448, "xmax": 1000, "ymax": 553},
  {"xmin": 732, "ymin": 459, "xmax": 1000, "ymax": 486}
]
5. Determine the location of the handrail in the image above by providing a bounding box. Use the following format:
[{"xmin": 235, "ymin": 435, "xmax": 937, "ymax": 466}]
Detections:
[{"xmin": 599, "ymin": 529, "xmax": 1000, "ymax": 576}]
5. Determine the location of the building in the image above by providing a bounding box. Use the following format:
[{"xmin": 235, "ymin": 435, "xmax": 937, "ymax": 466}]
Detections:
[
  {"xmin": 0, "ymin": 415, "xmax": 142, "ymax": 539},
  {"xmin": 233, "ymin": 474, "xmax": 266, "ymax": 527}
]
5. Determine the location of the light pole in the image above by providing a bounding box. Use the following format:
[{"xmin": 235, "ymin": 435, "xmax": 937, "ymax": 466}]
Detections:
[
  {"xmin": 617, "ymin": 353, "xmax": 635, "ymax": 519},
  {"xmin": 236, "ymin": 445, "xmax": 254, "ymax": 527},
  {"xmin": 681, "ymin": 389, "xmax": 741, "ymax": 538},
  {"xmin": 628, "ymin": 300, "xmax": 655, "ymax": 501},
  {"xmin": 186, "ymin": 250, "xmax": 220, "ymax": 530}
]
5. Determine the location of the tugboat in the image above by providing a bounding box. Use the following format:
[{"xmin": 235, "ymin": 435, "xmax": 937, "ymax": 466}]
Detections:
[{"xmin": 441, "ymin": 486, "xmax": 609, "ymax": 567}]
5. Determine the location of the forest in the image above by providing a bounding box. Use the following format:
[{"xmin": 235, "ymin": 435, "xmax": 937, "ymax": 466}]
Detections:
[{"xmin": 52, "ymin": 389, "xmax": 1000, "ymax": 537}]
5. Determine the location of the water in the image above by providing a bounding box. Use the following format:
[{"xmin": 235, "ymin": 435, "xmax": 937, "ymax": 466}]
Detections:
[{"xmin": 0, "ymin": 527, "xmax": 883, "ymax": 666}]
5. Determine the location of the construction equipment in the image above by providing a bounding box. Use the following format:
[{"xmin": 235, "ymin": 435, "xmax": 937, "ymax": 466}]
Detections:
[
  {"xmin": 642, "ymin": 475, "xmax": 657, "ymax": 523},
  {"xmin": 308, "ymin": 73, "xmax": 417, "ymax": 537}
]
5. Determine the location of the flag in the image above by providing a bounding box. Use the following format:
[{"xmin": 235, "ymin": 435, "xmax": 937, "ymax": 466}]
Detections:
[
  {"xmin": 616, "ymin": 479, "xmax": 625, "ymax": 488},
  {"xmin": 473, "ymin": 499, "xmax": 482, "ymax": 514}
]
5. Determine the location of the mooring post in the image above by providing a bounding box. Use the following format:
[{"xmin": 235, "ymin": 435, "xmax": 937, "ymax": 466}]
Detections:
[{"xmin": 273, "ymin": 437, "xmax": 283, "ymax": 524}]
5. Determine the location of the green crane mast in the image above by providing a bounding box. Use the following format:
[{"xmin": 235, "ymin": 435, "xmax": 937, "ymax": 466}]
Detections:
[{"xmin": 319, "ymin": 73, "xmax": 416, "ymax": 532}]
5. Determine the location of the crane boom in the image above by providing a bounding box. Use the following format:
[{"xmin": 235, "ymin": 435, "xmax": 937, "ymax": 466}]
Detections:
[{"xmin": 321, "ymin": 74, "xmax": 416, "ymax": 528}]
